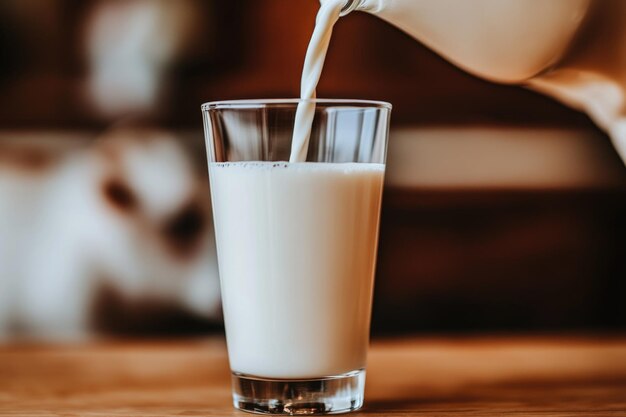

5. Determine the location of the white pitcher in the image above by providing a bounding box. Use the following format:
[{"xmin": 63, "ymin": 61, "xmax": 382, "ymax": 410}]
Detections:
[{"xmin": 336, "ymin": 0, "xmax": 626, "ymax": 162}]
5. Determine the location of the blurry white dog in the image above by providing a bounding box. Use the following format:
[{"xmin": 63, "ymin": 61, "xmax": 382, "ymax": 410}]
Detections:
[{"xmin": 0, "ymin": 126, "xmax": 220, "ymax": 341}]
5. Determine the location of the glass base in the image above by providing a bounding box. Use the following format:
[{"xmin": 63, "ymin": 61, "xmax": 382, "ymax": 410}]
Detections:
[{"xmin": 231, "ymin": 369, "xmax": 365, "ymax": 415}]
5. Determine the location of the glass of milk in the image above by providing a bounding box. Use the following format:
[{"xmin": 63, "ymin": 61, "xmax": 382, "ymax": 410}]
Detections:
[{"xmin": 202, "ymin": 99, "xmax": 391, "ymax": 415}]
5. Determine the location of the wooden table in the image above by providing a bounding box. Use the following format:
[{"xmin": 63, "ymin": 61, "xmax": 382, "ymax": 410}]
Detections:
[{"xmin": 2, "ymin": 336, "xmax": 626, "ymax": 416}]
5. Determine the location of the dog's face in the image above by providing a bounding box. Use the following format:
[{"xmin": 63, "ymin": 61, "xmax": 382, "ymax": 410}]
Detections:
[{"xmin": 89, "ymin": 127, "xmax": 220, "ymax": 328}]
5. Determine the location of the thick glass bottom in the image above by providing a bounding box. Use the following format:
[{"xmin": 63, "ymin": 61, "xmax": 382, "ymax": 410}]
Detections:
[{"xmin": 231, "ymin": 369, "xmax": 365, "ymax": 415}]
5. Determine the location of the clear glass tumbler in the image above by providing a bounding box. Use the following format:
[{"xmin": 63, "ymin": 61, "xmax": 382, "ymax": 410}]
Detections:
[{"xmin": 202, "ymin": 99, "xmax": 391, "ymax": 415}]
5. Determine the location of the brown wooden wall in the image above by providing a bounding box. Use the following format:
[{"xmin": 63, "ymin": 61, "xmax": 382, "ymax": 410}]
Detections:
[{"xmin": 0, "ymin": 0, "xmax": 597, "ymax": 129}]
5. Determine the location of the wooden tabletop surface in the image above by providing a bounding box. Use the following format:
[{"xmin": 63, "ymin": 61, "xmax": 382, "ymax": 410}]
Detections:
[{"xmin": 1, "ymin": 335, "xmax": 626, "ymax": 416}]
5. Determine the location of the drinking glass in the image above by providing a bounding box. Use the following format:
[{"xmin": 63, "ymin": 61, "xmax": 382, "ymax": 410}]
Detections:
[{"xmin": 202, "ymin": 99, "xmax": 391, "ymax": 415}]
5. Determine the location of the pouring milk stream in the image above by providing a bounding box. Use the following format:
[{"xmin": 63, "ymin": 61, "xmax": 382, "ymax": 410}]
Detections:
[
  {"xmin": 292, "ymin": 0, "xmax": 626, "ymax": 163},
  {"xmin": 289, "ymin": 0, "xmax": 344, "ymax": 162}
]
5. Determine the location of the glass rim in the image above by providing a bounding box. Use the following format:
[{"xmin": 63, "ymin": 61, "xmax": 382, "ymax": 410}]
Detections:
[{"xmin": 201, "ymin": 98, "xmax": 392, "ymax": 111}]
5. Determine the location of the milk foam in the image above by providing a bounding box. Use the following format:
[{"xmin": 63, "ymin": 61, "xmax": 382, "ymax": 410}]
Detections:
[{"xmin": 212, "ymin": 161, "xmax": 385, "ymax": 173}]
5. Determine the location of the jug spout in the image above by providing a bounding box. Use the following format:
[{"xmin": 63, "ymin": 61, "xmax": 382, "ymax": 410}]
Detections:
[{"xmin": 337, "ymin": 0, "xmax": 384, "ymax": 16}]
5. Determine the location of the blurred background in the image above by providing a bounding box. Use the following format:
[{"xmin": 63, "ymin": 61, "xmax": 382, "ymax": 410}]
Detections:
[{"xmin": 1, "ymin": 0, "xmax": 625, "ymax": 341}]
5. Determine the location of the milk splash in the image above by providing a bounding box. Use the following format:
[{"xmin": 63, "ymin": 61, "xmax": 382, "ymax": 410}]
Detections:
[{"xmin": 289, "ymin": 0, "xmax": 344, "ymax": 162}]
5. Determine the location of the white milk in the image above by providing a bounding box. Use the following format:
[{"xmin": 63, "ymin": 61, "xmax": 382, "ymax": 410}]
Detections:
[
  {"xmin": 289, "ymin": 0, "xmax": 344, "ymax": 162},
  {"xmin": 209, "ymin": 162, "xmax": 384, "ymax": 378}
]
